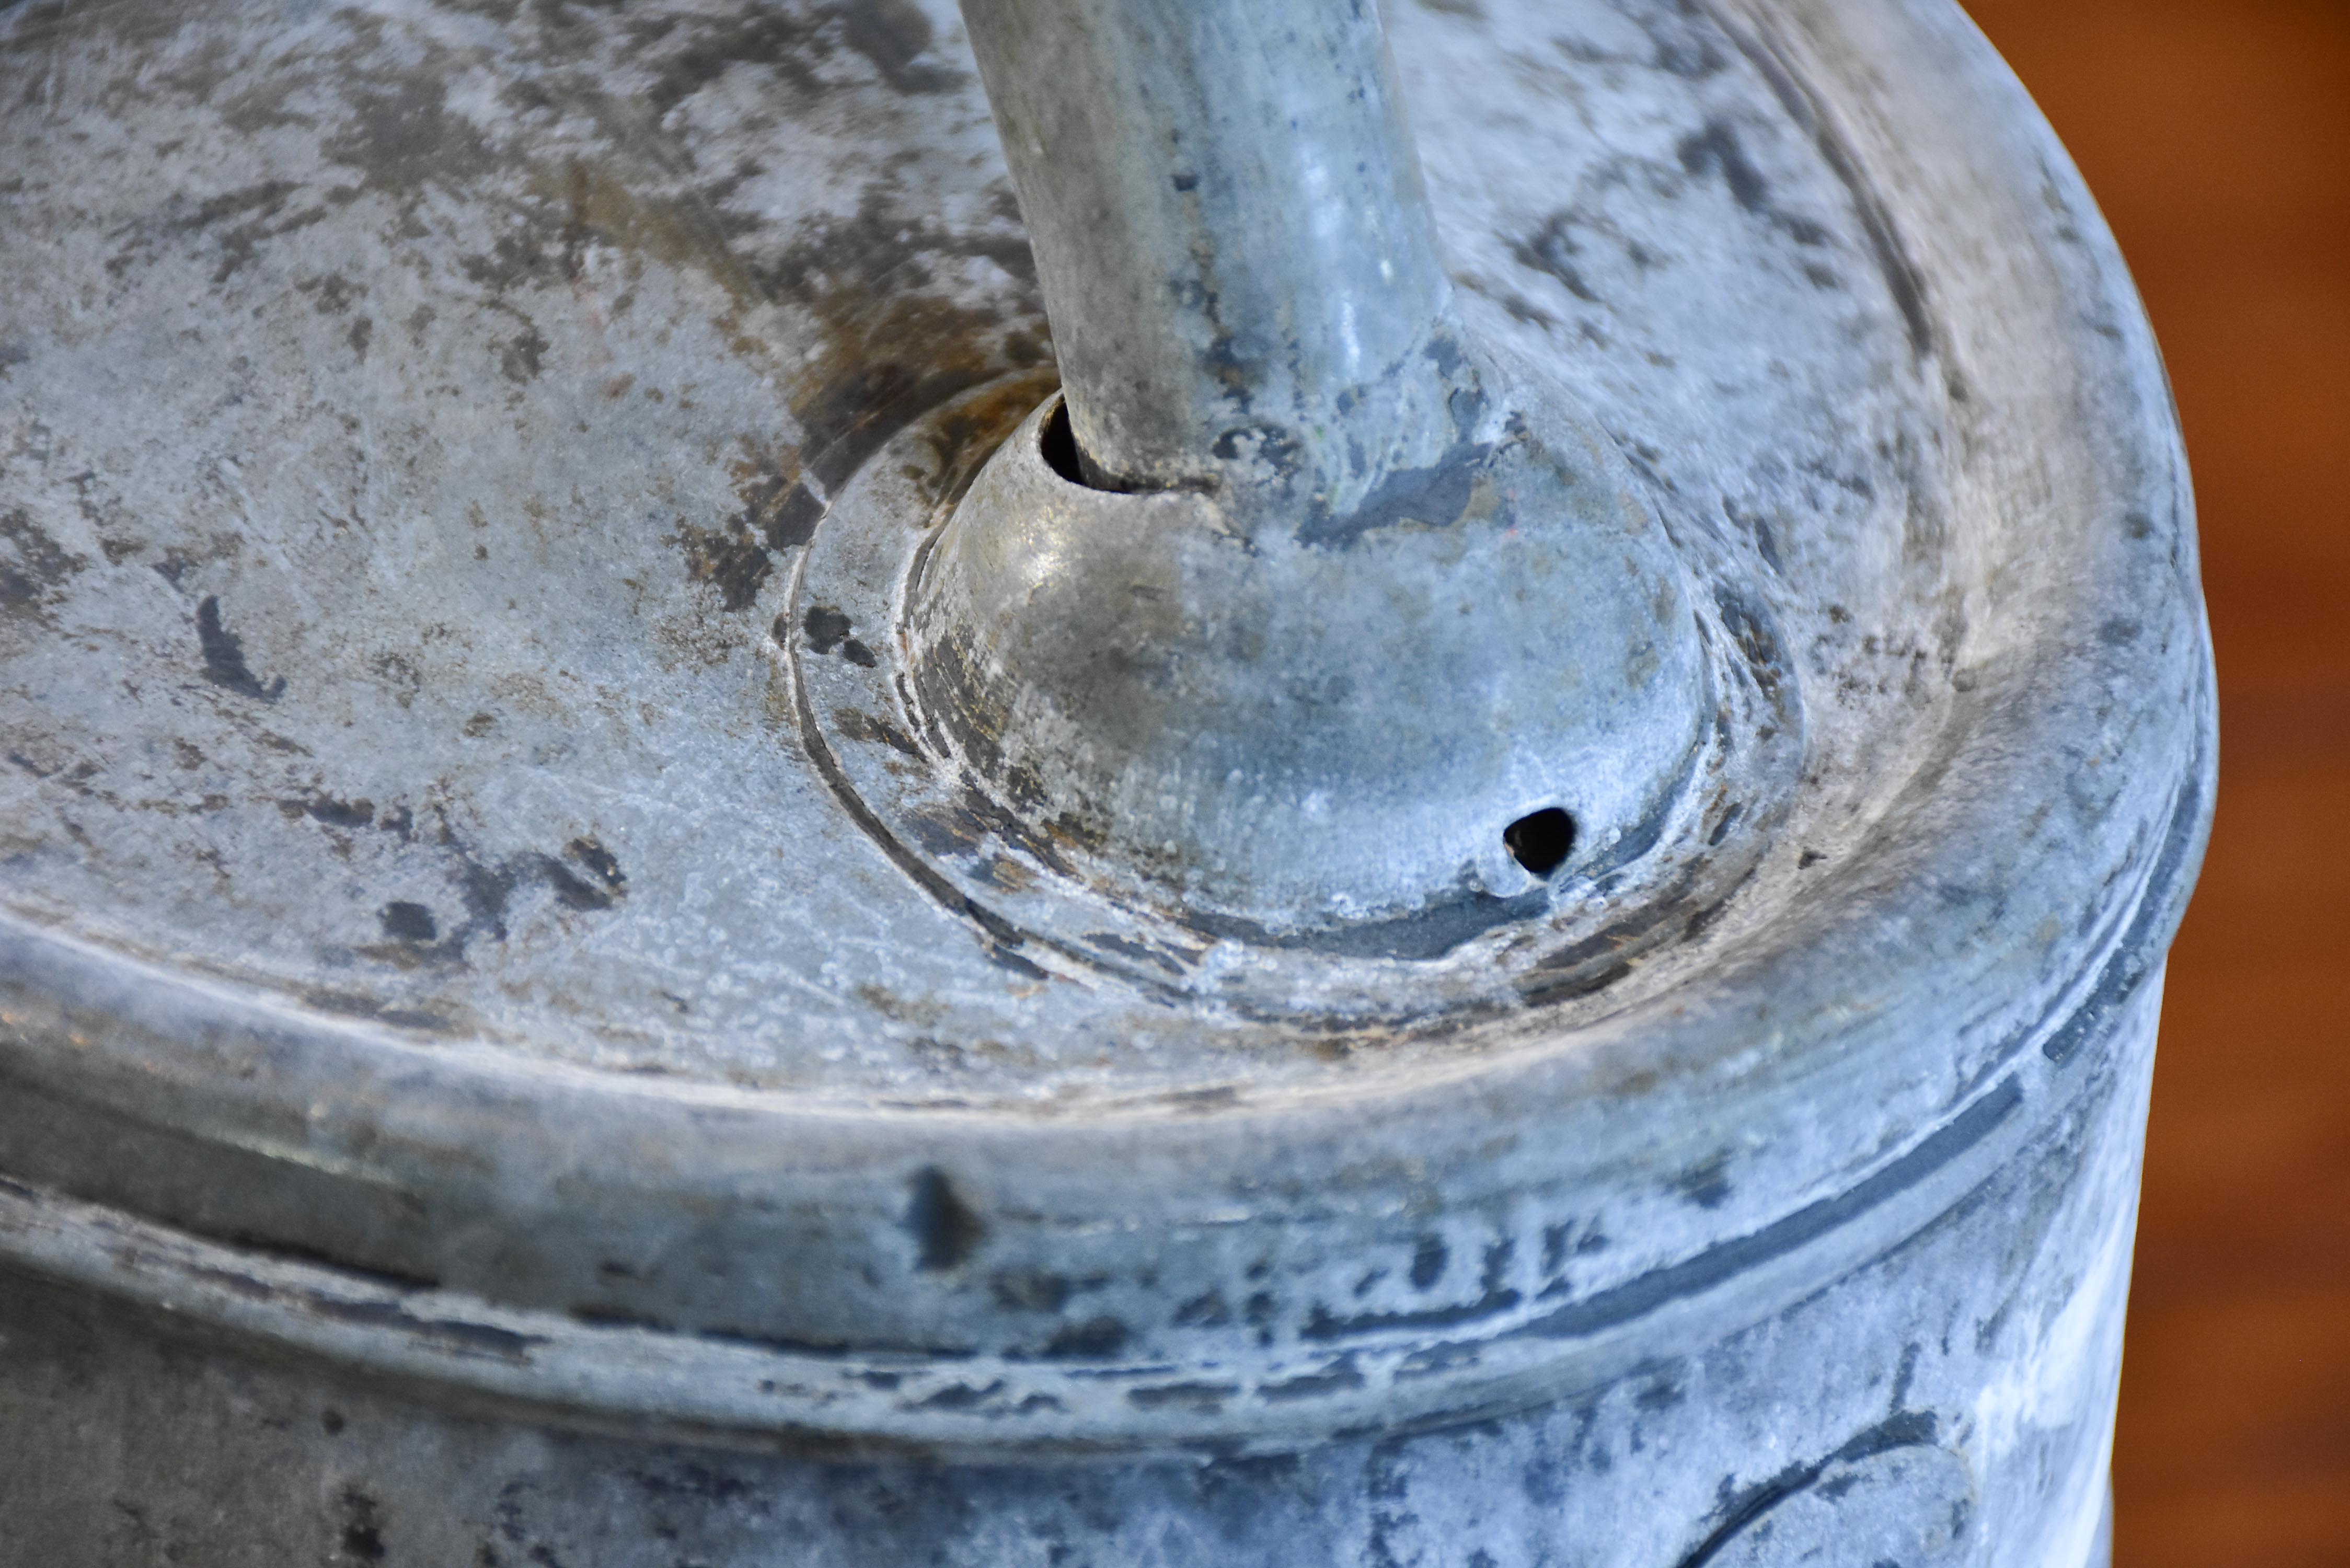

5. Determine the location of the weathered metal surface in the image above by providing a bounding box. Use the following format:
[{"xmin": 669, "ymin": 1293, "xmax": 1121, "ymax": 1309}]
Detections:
[
  {"xmin": 0, "ymin": 0, "xmax": 2210, "ymax": 1559},
  {"xmin": 0, "ymin": 975, "xmax": 2153, "ymax": 1563}
]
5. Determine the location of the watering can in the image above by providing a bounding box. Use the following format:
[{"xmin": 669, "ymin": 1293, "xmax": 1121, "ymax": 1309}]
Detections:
[{"xmin": 0, "ymin": 0, "xmax": 2212, "ymax": 1562}]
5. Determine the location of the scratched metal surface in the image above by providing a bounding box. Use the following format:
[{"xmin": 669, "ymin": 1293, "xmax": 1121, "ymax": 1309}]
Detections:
[
  {"xmin": 0, "ymin": 977, "xmax": 2154, "ymax": 1565},
  {"xmin": 5, "ymin": 0, "xmax": 1974, "ymax": 1095},
  {"xmin": 0, "ymin": 0, "xmax": 2208, "ymax": 1472}
]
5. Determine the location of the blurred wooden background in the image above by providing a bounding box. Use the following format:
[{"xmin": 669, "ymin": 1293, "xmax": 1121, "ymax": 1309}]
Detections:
[{"xmin": 1960, "ymin": 3, "xmax": 2350, "ymax": 1561}]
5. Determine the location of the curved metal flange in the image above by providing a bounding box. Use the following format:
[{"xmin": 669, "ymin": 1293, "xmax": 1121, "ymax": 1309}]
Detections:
[
  {"xmin": 792, "ymin": 377, "xmax": 1794, "ymax": 1017},
  {"xmin": 937, "ymin": 0, "xmax": 1722, "ymax": 931},
  {"xmin": 0, "ymin": 890, "xmax": 2178, "ymax": 1458},
  {"xmin": 0, "ymin": 689, "xmax": 2207, "ymax": 1454}
]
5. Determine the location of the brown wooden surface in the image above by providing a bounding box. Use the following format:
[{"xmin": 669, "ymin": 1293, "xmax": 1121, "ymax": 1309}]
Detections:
[{"xmin": 1960, "ymin": 3, "xmax": 2350, "ymax": 1561}]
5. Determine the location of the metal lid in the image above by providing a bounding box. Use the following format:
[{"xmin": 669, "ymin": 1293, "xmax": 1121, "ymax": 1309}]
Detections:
[{"xmin": 0, "ymin": 0, "xmax": 2211, "ymax": 1456}]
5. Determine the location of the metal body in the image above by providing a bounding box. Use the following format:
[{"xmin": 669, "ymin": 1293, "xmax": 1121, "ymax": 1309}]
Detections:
[{"xmin": 0, "ymin": 0, "xmax": 2210, "ymax": 1562}]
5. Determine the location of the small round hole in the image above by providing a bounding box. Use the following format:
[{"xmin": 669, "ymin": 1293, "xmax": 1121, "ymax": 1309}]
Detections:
[{"xmin": 1504, "ymin": 807, "xmax": 1576, "ymax": 877}]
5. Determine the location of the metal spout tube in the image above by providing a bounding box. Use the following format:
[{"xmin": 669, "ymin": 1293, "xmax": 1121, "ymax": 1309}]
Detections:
[{"xmin": 957, "ymin": 0, "xmax": 1466, "ymax": 510}]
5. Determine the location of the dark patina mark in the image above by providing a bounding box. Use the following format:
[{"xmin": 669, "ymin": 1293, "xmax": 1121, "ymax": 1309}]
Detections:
[
  {"xmin": 904, "ymin": 1167, "xmax": 985, "ymax": 1272},
  {"xmin": 677, "ymin": 521, "xmax": 771, "ymax": 611},
  {"xmin": 195, "ymin": 596, "xmax": 285, "ymax": 701},
  {"xmin": 1672, "ymin": 1150, "xmax": 1734, "ymax": 1210},
  {"xmin": 379, "ymin": 902, "xmax": 436, "ymax": 943},
  {"xmin": 0, "ymin": 507, "xmax": 86, "ymax": 613},
  {"xmin": 803, "ymin": 604, "xmax": 854, "ymax": 653},
  {"xmin": 1040, "ymin": 1316, "xmax": 1129, "ymax": 1359}
]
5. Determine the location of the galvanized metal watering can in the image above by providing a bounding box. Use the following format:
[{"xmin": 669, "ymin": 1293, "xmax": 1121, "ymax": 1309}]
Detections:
[{"xmin": 0, "ymin": 0, "xmax": 2212, "ymax": 1562}]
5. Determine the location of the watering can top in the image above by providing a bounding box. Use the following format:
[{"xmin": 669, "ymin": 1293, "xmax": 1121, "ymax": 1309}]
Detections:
[{"xmin": 0, "ymin": 0, "xmax": 2209, "ymax": 1456}]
